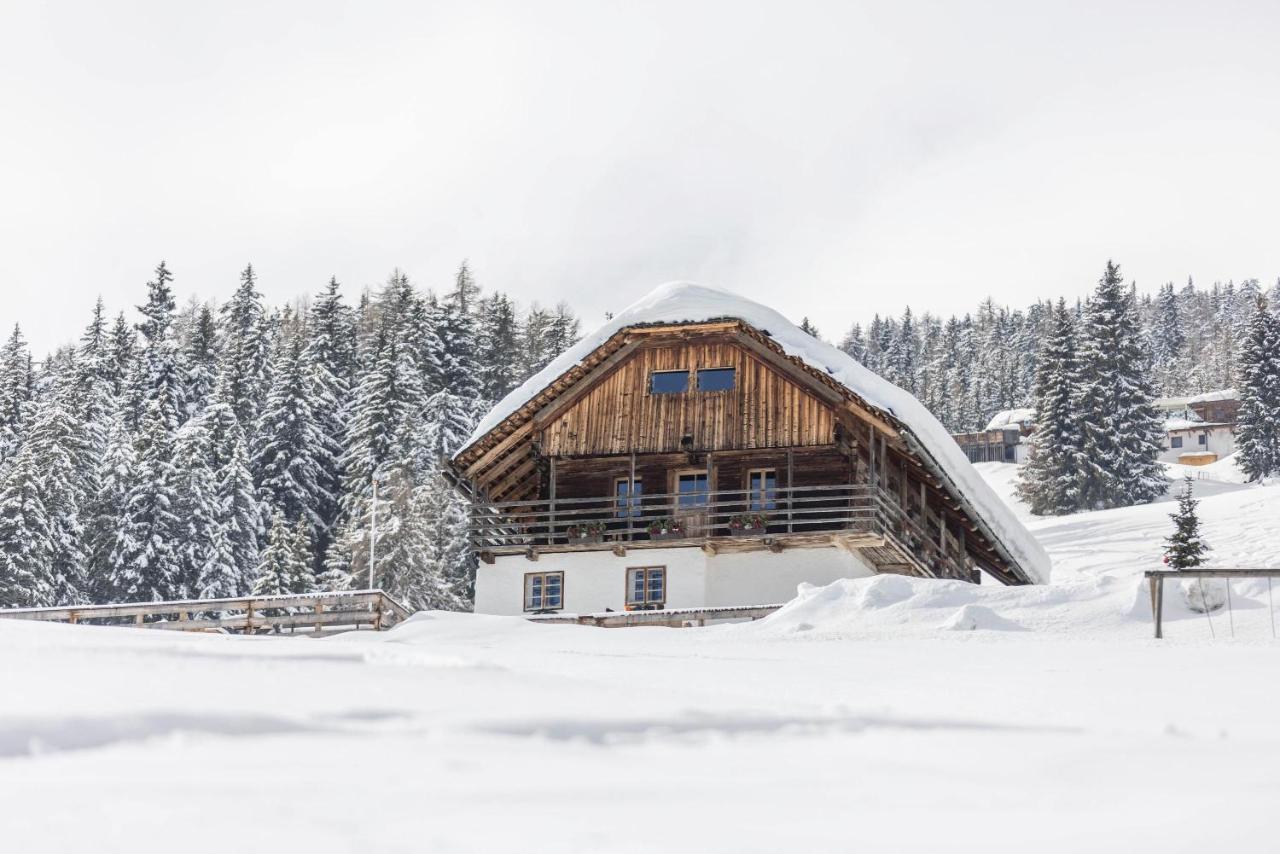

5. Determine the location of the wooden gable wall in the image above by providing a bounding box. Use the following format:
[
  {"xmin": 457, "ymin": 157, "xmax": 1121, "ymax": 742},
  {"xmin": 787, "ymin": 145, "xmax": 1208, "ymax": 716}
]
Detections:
[{"xmin": 540, "ymin": 338, "xmax": 837, "ymax": 456}]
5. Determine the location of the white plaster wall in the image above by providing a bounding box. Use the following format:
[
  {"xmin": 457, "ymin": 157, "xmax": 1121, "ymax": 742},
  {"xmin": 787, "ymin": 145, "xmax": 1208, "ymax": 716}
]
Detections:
[
  {"xmin": 474, "ymin": 548, "xmax": 706, "ymax": 616},
  {"xmin": 703, "ymin": 548, "xmax": 875, "ymax": 607},
  {"xmin": 474, "ymin": 545, "xmax": 877, "ymax": 615},
  {"xmin": 1159, "ymin": 426, "xmax": 1238, "ymax": 464}
]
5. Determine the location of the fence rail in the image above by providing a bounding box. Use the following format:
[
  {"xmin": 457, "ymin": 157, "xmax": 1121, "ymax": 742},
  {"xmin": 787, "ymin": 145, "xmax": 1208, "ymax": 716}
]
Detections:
[
  {"xmin": 471, "ymin": 481, "xmax": 972, "ymax": 581},
  {"xmin": 0, "ymin": 589, "xmax": 413, "ymax": 635},
  {"xmin": 1144, "ymin": 569, "xmax": 1280, "ymax": 639}
]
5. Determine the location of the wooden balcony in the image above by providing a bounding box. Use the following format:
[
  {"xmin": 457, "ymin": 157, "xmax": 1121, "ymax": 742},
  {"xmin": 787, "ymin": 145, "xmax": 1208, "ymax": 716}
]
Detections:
[{"xmin": 468, "ymin": 483, "xmax": 974, "ymax": 581}]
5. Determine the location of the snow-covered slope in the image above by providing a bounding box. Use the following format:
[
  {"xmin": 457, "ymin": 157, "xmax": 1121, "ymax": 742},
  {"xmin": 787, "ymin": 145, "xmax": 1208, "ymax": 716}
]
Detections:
[
  {"xmin": 457, "ymin": 282, "xmax": 1050, "ymax": 585},
  {"xmin": 4, "ymin": 469, "xmax": 1280, "ymax": 853}
]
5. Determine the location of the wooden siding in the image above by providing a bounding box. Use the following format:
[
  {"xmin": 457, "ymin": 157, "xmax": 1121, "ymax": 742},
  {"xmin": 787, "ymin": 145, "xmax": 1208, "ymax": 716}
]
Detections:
[{"xmin": 541, "ymin": 340, "xmax": 837, "ymax": 456}]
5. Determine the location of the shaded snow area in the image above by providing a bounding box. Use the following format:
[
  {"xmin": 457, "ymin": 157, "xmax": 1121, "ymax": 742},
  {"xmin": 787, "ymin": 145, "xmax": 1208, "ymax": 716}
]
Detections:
[{"xmin": 5, "ymin": 467, "xmax": 1280, "ymax": 852}]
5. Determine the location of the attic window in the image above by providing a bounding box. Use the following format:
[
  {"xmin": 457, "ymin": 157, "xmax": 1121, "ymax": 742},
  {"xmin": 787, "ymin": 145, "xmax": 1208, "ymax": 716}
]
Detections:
[
  {"xmin": 697, "ymin": 367, "xmax": 735, "ymax": 392},
  {"xmin": 650, "ymin": 370, "xmax": 689, "ymax": 394}
]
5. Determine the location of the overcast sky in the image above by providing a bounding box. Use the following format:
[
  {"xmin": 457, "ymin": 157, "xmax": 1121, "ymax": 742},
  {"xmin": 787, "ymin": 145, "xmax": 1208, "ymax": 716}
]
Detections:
[{"xmin": 3, "ymin": 1, "xmax": 1280, "ymax": 353}]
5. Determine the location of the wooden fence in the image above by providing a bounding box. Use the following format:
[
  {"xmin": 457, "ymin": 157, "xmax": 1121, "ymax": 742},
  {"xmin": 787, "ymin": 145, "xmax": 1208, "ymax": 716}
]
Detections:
[
  {"xmin": 0, "ymin": 589, "xmax": 413, "ymax": 635},
  {"xmin": 528, "ymin": 603, "xmax": 783, "ymax": 628},
  {"xmin": 1145, "ymin": 569, "xmax": 1280, "ymax": 639}
]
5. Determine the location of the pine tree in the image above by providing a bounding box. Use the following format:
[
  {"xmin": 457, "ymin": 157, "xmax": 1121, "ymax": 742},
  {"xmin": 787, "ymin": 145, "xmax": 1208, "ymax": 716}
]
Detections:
[
  {"xmin": 0, "ymin": 451, "xmax": 54, "ymax": 607},
  {"xmin": 217, "ymin": 264, "xmax": 269, "ymax": 430},
  {"xmin": 1074, "ymin": 262, "xmax": 1167, "ymax": 509},
  {"xmin": 251, "ymin": 514, "xmax": 297, "ymax": 597},
  {"xmin": 83, "ymin": 415, "xmax": 135, "ymax": 602},
  {"xmin": 107, "ymin": 399, "xmax": 183, "ymax": 601},
  {"xmin": 1017, "ymin": 299, "xmax": 1081, "ymax": 515},
  {"xmin": 1235, "ymin": 296, "xmax": 1280, "ymax": 481},
  {"xmin": 799, "ymin": 317, "xmax": 821, "ymax": 338},
  {"xmin": 200, "ymin": 402, "xmax": 262, "ymax": 589},
  {"xmin": 302, "ymin": 277, "xmax": 355, "ymax": 554},
  {"xmin": 134, "ymin": 261, "xmax": 186, "ymax": 431},
  {"xmin": 171, "ymin": 416, "xmax": 234, "ymax": 599},
  {"xmin": 475, "ymin": 291, "xmax": 521, "ymax": 403},
  {"xmin": 252, "ymin": 330, "xmax": 334, "ymax": 545},
  {"xmin": 0, "ymin": 324, "xmax": 32, "ymax": 462},
  {"xmin": 1164, "ymin": 476, "xmax": 1209, "ymax": 569},
  {"xmin": 184, "ymin": 304, "xmax": 218, "ymax": 419},
  {"xmin": 22, "ymin": 381, "xmax": 91, "ymax": 604},
  {"xmin": 289, "ymin": 521, "xmax": 316, "ymax": 593}
]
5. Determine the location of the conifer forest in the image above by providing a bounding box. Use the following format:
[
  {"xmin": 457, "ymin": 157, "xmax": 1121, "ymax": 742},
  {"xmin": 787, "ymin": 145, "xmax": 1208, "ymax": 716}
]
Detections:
[{"xmin": 1, "ymin": 260, "xmax": 1278, "ymax": 608}]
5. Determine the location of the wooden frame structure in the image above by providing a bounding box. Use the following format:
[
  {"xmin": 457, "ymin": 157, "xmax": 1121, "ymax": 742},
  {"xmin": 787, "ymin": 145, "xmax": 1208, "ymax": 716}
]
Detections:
[
  {"xmin": 0, "ymin": 589, "xmax": 412, "ymax": 634},
  {"xmin": 451, "ymin": 317, "xmax": 1040, "ymax": 586},
  {"xmin": 1145, "ymin": 568, "xmax": 1280, "ymax": 639}
]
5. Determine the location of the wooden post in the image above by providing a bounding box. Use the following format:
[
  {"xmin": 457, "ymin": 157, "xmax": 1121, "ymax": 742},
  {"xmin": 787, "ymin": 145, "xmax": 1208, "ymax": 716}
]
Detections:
[
  {"xmin": 314, "ymin": 601, "xmax": 324, "ymax": 633},
  {"xmin": 245, "ymin": 602, "xmax": 255, "ymax": 635},
  {"xmin": 786, "ymin": 447, "xmax": 794, "ymax": 534},
  {"xmin": 1149, "ymin": 575, "xmax": 1165, "ymax": 639},
  {"xmin": 548, "ymin": 457, "xmax": 557, "ymax": 545},
  {"xmin": 706, "ymin": 450, "xmax": 715, "ymax": 536},
  {"xmin": 629, "ymin": 450, "xmax": 637, "ymax": 541},
  {"xmin": 1156, "ymin": 575, "xmax": 1164, "ymax": 639}
]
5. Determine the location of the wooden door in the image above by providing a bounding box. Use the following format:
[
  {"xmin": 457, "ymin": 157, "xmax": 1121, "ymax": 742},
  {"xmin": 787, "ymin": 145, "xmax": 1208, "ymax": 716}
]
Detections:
[{"xmin": 673, "ymin": 470, "xmax": 710, "ymax": 537}]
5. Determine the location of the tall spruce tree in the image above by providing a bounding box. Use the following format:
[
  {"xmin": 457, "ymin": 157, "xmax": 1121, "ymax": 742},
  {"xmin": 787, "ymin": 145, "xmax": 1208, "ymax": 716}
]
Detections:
[
  {"xmin": 107, "ymin": 399, "xmax": 183, "ymax": 601},
  {"xmin": 0, "ymin": 324, "xmax": 33, "ymax": 462},
  {"xmin": 217, "ymin": 264, "xmax": 269, "ymax": 431},
  {"xmin": 1074, "ymin": 262, "xmax": 1167, "ymax": 509},
  {"xmin": 252, "ymin": 330, "xmax": 334, "ymax": 545},
  {"xmin": 0, "ymin": 451, "xmax": 55, "ymax": 607},
  {"xmin": 1017, "ymin": 299, "xmax": 1081, "ymax": 515},
  {"xmin": 1235, "ymin": 296, "xmax": 1280, "ymax": 481}
]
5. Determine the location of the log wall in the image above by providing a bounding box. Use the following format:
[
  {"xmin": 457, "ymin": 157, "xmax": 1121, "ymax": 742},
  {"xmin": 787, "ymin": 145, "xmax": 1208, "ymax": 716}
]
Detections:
[{"xmin": 540, "ymin": 340, "xmax": 836, "ymax": 456}]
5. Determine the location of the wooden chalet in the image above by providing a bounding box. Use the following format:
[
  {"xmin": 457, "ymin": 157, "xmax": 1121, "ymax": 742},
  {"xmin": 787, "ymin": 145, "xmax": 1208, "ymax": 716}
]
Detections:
[{"xmin": 449, "ymin": 284, "xmax": 1048, "ymax": 616}]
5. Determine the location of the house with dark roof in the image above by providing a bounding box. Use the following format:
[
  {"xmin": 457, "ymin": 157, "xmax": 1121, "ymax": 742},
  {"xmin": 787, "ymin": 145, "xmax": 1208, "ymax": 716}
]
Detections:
[{"xmin": 448, "ymin": 283, "xmax": 1049, "ymax": 616}]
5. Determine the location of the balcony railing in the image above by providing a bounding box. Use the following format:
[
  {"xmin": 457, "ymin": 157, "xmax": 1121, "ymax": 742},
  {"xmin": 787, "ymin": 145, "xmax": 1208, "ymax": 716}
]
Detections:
[{"xmin": 467, "ymin": 482, "xmax": 970, "ymax": 579}]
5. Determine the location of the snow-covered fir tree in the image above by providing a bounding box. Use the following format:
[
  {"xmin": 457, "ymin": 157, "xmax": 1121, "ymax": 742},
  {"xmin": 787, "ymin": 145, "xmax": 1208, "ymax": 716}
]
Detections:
[
  {"xmin": 1234, "ymin": 296, "xmax": 1280, "ymax": 482},
  {"xmin": 1073, "ymin": 262, "xmax": 1167, "ymax": 510},
  {"xmin": 1017, "ymin": 299, "xmax": 1081, "ymax": 515},
  {"xmin": 107, "ymin": 399, "xmax": 183, "ymax": 601},
  {"xmin": 1164, "ymin": 476, "xmax": 1209, "ymax": 570},
  {"xmin": 0, "ymin": 451, "xmax": 55, "ymax": 607},
  {"xmin": 252, "ymin": 329, "xmax": 334, "ymax": 549}
]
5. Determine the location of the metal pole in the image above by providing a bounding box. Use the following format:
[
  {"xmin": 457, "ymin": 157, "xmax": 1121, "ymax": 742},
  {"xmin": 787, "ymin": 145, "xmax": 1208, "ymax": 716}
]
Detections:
[
  {"xmin": 1198, "ymin": 578, "xmax": 1215, "ymax": 639},
  {"xmin": 1269, "ymin": 579, "xmax": 1276, "ymax": 640},
  {"xmin": 369, "ymin": 475, "xmax": 378, "ymax": 590},
  {"xmin": 1225, "ymin": 581, "xmax": 1235, "ymax": 638}
]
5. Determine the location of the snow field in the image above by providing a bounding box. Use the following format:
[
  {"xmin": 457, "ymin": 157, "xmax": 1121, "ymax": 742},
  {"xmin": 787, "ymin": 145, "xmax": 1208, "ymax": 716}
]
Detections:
[{"xmin": 2, "ymin": 464, "xmax": 1279, "ymax": 852}]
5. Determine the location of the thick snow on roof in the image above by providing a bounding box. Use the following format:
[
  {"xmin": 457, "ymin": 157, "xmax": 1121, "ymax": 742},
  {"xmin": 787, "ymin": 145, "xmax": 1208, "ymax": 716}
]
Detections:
[
  {"xmin": 1187, "ymin": 388, "xmax": 1239, "ymax": 405},
  {"xmin": 984, "ymin": 407, "xmax": 1036, "ymax": 431},
  {"xmin": 458, "ymin": 282, "xmax": 1051, "ymax": 584}
]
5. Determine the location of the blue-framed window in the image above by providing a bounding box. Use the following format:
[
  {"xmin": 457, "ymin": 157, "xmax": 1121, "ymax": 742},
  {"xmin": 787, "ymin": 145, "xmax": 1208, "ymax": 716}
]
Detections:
[
  {"xmin": 650, "ymin": 370, "xmax": 689, "ymax": 394},
  {"xmin": 524, "ymin": 572, "xmax": 563, "ymax": 611},
  {"xmin": 748, "ymin": 469, "xmax": 777, "ymax": 510},
  {"xmin": 614, "ymin": 477, "xmax": 643, "ymax": 517},
  {"xmin": 696, "ymin": 367, "xmax": 735, "ymax": 391},
  {"xmin": 627, "ymin": 567, "xmax": 665, "ymax": 608}
]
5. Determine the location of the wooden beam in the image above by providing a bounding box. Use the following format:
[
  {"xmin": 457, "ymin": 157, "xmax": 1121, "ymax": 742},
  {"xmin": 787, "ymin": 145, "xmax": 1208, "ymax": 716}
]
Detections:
[
  {"xmin": 463, "ymin": 421, "xmax": 534, "ymax": 479},
  {"xmin": 531, "ymin": 339, "xmax": 643, "ymax": 430},
  {"xmin": 488, "ymin": 456, "xmax": 539, "ymax": 501}
]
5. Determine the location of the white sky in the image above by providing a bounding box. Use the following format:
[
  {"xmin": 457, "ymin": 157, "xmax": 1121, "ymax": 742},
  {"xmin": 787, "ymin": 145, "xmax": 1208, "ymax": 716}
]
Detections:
[{"xmin": 4, "ymin": 1, "xmax": 1280, "ymax": 353}]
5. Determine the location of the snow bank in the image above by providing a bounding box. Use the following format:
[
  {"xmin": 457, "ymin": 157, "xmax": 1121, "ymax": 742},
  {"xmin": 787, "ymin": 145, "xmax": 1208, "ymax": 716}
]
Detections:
[
  {"xmin": 984, "ymin": 407, "xmax": 1035, "ymax": 431},
  {"xmin": 457, "ymin": 282, "xmax": 1050, "ymax": 585}
]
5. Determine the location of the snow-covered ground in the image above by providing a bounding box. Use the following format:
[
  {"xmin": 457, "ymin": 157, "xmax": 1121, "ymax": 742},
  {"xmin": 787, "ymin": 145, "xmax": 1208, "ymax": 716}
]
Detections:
[{"xmin": 3, "ymin": 465, "xmax": 1280, "ymax": 853}]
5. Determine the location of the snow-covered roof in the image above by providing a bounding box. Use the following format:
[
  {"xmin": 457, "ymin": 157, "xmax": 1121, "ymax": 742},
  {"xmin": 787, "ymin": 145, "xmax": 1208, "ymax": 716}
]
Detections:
[
  {"xmin": 1187, "ymin": 388, "xmax": 1238, "ymax": 405},
  {"xmin": 984, "ymin": 407, "xmax": 1036, "ymax": 432},
  {"xmin": 457, "ymin": 282, "xmax": 1051, "ymax": 585},
  {"xmin": 1165, "ymin": 418, "xmax": 1232, "ymax": 432}
]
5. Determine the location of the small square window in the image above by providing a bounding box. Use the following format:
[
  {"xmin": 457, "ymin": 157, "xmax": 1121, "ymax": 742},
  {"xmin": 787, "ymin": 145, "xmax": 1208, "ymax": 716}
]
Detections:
[
  {"xmin": 650, "ymin": 370, "xmax": 689, "ymax": 394},
  {"xmin": 524, "ymin": 572, "xmax": 564, "ymax": 612},
  {"xmin": 1198, "ymin": 434, "xmax": 1207, "ymax": 446},
  {"xmin": 626, "ymin": 567, "xmax": 665, "ymax": 609},
  {"xmin": 696, "ymin": 367, "xmax": 735, "ymax": 392},
  {"xmin": 1170, "ymin": 436, "xmax": 1183, "ymax": 449}
]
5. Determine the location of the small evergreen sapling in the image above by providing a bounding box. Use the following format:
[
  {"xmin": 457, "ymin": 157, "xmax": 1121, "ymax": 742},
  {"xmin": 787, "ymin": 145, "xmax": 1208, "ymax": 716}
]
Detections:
[{"xmin": 1164, "ymin": 476, "xmax": 1221, "ymax": 612}]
